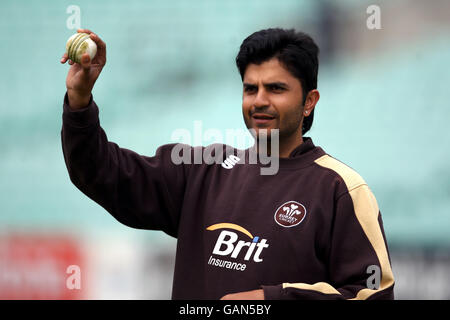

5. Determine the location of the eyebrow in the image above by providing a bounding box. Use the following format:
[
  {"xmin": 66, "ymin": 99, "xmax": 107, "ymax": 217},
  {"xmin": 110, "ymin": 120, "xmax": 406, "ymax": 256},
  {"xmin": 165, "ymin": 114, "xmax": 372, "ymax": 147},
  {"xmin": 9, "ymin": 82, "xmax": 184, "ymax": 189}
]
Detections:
[{"xmin": 243, "ymin": 82, "xmax": 290, "ymax": 89}]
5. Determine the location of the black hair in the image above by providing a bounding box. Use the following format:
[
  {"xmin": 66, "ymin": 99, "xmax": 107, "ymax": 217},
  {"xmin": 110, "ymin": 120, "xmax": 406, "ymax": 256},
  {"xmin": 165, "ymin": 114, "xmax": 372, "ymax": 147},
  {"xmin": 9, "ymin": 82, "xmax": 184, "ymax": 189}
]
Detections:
[{"xmin": 236, "ymin": 28, "xmax": 319, "ymax": 135}]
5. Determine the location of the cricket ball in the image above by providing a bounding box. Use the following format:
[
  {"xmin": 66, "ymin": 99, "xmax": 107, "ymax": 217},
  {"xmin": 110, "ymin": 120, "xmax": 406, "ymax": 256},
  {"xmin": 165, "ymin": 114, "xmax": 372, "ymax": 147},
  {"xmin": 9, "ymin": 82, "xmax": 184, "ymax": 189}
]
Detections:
[{"xmin": 65, "ymin": 33, "xmax": 97, "ymax": 64}]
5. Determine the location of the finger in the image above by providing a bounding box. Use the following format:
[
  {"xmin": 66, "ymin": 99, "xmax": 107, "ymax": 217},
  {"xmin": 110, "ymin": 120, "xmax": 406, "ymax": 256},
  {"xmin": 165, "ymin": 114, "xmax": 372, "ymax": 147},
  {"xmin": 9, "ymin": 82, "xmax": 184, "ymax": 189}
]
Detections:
[
  {"xmin": 68, "ymin": 59, "xmax": 74, "ymax": 65},
  {"xmin": 77, "ymin": 28, "xmax": 94, "ymax": 35},
  {"xmin": 90, "ymin": 33, "xmax": 106, "ymax": 51},
  {"xmin": 60, "ymin": 52, "xmax": 69, "ymax": 64},
  {"xmin": 80, "ymin": 53, "xmax": 91, "ymax": 71},
  {"xmin": 89, "ymin": 33, "xmax": 106, "ymax": 64}
]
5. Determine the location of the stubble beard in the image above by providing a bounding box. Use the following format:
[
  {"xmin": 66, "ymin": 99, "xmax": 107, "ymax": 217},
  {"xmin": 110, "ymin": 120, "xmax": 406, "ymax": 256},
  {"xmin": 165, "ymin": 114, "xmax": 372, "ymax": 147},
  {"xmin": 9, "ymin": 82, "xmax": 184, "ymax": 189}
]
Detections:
[
  {"xmin": 245, "ymin": 104, "xmax": 303, "ymax": 142},
  {"xmin": 244, "ymin": 103, "xmax": 304, "ymax": 158}
]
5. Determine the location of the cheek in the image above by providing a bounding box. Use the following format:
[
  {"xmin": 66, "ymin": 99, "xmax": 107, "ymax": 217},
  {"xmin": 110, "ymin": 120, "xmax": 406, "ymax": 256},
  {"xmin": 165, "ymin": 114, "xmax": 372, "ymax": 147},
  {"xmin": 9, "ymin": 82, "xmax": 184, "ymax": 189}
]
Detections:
[
  {"xmin": 242, "ymin": 97, "xmax": 252, "ymax": 114},
  {"xmin": 277, "ymin": 101, "xmax": 303, "ymax": 125}
]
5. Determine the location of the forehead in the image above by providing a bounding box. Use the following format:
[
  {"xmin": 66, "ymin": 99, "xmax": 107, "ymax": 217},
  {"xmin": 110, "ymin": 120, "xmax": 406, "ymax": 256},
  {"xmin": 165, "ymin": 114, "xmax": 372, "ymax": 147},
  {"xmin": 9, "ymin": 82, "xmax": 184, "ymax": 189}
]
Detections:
[{"xmin": 243, "ymin": 58, "xmax": 300, "ymax": 86}]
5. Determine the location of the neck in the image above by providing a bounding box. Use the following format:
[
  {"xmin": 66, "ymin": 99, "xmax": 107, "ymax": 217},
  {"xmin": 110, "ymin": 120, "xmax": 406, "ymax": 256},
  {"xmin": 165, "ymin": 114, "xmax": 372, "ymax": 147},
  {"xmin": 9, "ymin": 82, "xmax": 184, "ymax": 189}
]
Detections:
[
  {"xmin": 254, "ymin": 130, "xmax": 304, "ymax": 158},
  {"xmin": 279, "ymin": 134, "xmax": 303, "ymax": 158}
]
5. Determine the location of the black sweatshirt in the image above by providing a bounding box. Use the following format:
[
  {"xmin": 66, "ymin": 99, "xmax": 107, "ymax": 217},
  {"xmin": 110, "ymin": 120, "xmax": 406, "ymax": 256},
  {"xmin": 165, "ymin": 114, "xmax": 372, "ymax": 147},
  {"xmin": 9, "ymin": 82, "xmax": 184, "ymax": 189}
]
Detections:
[{"xmin": 61, "ymin": 94, "xmax": 395, "ymax": 300}]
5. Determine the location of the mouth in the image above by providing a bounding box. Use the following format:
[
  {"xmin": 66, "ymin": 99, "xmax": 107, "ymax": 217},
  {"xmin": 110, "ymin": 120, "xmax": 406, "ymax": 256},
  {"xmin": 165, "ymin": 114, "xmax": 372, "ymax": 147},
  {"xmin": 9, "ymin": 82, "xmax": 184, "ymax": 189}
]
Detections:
[{"xmin": 251, "ymin": 113, "xmax": 276, "ymax": 125}]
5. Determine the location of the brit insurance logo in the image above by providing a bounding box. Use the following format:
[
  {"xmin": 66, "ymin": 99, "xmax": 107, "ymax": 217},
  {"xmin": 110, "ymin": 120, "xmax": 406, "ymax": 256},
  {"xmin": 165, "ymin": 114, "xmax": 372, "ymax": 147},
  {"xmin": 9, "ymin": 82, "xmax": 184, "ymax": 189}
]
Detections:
[
  {"xmin": 206, "ymin": 223, "xmax": 269, "ymax": 272},
  {"xmin": 274, "ymin": 201, "xmax": 306, "ymax": 228}
]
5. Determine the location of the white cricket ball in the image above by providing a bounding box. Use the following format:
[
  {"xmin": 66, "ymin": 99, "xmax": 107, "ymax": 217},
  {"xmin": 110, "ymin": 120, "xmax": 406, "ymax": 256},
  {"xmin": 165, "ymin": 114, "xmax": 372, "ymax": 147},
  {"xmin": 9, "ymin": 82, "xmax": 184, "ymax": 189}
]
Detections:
[{"xmin": 65, "ymin": 33, "xmax": 97, "ymax": 64}]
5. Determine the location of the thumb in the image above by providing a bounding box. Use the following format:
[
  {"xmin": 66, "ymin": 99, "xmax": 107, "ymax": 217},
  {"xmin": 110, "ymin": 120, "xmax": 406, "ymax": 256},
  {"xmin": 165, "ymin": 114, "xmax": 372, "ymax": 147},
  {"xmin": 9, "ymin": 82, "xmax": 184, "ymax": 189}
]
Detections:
[{"xmin": 80, "ymin": 53, "xmax": 91, "ymax": 71}]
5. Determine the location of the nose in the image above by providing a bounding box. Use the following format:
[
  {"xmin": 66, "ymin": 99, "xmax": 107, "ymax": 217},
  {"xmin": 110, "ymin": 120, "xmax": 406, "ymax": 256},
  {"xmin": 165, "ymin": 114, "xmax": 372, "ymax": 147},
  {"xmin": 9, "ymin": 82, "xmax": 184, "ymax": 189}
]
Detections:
[{"xmin": 253, "ymin": 88, "xmax": 270, "ymax": 108}]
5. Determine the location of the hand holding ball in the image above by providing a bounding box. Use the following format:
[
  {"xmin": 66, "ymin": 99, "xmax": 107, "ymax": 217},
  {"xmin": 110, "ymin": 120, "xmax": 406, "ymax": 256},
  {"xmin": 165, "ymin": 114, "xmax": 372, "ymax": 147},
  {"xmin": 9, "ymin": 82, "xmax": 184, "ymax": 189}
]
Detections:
[
  {"xmin": 61, "ymin": 29, "xmax": 106, "ymax": 110},
  {"xmin": 65, "ymin": 32, "xmax": 97, "ymax": 64}
]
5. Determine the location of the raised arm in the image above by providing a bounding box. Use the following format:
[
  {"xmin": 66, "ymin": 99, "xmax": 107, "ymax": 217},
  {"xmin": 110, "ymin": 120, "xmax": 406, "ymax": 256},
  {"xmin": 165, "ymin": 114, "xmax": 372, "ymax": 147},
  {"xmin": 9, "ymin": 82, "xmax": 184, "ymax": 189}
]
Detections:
[{"xmin": 60, "ymin": 30, "xmax": 186, "ymax": 237}]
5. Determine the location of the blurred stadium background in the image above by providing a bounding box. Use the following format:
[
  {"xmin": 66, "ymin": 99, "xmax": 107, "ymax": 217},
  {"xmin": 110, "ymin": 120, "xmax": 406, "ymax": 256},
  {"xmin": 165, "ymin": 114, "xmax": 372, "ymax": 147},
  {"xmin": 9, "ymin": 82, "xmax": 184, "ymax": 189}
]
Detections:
[{"xmin": 0, "ymin": 0, "xmax": 449, "ymax": 299}]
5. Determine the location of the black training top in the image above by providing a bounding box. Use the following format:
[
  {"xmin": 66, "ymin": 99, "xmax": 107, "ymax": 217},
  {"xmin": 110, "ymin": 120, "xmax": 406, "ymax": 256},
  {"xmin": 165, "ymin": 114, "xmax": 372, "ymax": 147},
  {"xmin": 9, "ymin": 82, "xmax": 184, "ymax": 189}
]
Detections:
[{"xmin": 61, "ymin": 93, "xmax": 395, "ymax": 300}]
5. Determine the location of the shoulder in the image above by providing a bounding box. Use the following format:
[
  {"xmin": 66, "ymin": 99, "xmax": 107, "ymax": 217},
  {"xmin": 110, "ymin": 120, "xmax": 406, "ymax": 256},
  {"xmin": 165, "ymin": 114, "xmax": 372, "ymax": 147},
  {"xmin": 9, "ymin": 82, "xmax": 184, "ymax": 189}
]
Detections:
[
  {"xmin": 313, "ymin": 154, "xmax": 367, "ymax": 193},
  {"xmin": 313, "ymin": 154, "xmax": 380, "ymax": 214}
]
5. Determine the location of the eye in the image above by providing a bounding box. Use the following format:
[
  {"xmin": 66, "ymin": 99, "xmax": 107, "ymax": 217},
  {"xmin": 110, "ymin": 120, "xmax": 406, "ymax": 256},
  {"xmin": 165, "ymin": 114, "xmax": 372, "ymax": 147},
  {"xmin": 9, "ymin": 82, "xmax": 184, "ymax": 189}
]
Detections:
[
  {"xmin": 244, "ymin": 85, "xmax": 257, "ymax": 93},
  {"xmin": 268, "ymin": 84, "xmax": 285, "ymax": 93}
]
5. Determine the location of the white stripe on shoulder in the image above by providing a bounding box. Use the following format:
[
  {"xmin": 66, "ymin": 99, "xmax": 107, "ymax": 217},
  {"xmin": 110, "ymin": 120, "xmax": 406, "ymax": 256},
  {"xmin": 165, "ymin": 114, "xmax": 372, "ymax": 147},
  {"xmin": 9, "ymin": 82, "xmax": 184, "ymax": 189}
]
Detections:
[{"xmin": 314, "ymin": 154, "xmax": 366, "ymax": 192}]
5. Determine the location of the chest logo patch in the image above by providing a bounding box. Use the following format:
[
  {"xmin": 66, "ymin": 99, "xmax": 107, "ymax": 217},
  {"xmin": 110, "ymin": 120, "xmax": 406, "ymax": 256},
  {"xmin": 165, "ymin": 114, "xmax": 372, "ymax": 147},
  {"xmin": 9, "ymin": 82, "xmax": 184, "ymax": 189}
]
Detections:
[{"xmin": 274, "ymin": 201, "xmax": 306, "ymax": 228}]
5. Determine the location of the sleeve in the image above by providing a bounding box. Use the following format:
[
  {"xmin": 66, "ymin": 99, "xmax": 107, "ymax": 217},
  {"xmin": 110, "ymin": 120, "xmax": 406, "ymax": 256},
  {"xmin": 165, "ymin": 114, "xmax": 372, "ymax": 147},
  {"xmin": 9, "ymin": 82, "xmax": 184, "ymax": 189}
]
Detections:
[
  {"xmin": 261, "ymin": 184, "xmax": 395, "ymax": 300},
  {"xmin": 61, "ymin": 92, "xmax": 187, "ymax": 237}
]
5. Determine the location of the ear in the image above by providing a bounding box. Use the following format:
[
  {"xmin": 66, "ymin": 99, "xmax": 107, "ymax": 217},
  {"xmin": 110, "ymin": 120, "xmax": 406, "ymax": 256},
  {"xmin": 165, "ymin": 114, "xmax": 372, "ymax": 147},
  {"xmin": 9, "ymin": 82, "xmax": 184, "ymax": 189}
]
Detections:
[{"xmin": 303, "ymin": 89, "xmax": 320, "ymax": 117}]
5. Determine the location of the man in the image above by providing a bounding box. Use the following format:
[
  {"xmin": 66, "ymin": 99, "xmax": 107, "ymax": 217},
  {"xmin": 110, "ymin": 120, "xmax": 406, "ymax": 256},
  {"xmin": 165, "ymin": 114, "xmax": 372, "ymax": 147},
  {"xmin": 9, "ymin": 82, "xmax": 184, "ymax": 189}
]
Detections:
[{"xmin": 60, "ymin": 28, "xmax": 395, "ymax": 299}]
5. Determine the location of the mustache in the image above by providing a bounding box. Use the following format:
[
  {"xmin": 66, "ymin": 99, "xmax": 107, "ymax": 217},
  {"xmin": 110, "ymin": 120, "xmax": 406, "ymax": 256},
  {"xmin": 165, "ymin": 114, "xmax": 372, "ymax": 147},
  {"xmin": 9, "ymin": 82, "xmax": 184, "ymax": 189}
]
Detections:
[{"xmin": 250, "ymin": 108, "xmax": 278, "ymax": 117}]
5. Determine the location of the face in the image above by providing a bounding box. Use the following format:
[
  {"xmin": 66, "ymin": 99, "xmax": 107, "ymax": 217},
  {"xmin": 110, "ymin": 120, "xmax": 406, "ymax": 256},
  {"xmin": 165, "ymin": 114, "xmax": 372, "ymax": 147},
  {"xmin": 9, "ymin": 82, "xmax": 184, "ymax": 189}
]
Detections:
[{"xmin": 242, "ymin": 58, "xmax": 305, "ymax": 141}]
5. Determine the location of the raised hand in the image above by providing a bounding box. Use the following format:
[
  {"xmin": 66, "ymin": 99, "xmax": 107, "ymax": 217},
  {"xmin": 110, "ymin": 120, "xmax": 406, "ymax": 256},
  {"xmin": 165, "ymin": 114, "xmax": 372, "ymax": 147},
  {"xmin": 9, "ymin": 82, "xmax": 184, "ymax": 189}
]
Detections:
[{"xmin": 60, "ymin": 29, "xmax": 107, "ymax": 109}]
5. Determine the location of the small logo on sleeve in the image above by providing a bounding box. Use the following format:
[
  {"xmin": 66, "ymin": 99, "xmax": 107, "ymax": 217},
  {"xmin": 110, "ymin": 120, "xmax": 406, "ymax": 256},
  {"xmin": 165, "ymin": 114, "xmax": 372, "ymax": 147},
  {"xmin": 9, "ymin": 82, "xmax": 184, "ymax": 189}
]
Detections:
[{"xmin": 274, "ymin": 201, "xmax": 306, "ymax": 228}]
